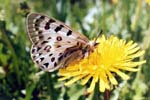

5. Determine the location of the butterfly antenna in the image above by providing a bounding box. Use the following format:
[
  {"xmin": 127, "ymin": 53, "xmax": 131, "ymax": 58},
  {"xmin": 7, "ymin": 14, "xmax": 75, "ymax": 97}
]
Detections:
[{"xmin": 94, "ymin": 30, "xmax": 103, "ymax": 43}]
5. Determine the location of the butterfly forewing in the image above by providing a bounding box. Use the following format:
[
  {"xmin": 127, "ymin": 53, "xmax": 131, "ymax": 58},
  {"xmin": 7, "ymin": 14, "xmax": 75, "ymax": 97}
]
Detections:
[{"xmin": 26, "ymin": 13, "xmax": 89, "ymax": 72}]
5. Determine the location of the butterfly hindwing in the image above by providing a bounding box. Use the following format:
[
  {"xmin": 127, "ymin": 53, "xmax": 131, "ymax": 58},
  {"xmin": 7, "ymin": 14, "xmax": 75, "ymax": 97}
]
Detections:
[
  {"xmin": 26, "ymin": 13, "xmax": 89, "ymax": 72},
  {"xmin": 31, "ymin": 37, "xmax": 79, "ymax": 72}
]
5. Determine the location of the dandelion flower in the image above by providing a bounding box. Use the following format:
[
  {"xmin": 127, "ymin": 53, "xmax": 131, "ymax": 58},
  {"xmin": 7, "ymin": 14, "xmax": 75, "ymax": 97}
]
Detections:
[{"xmin": 59, "ymin": 35, "xmax": 146, "ymax": 93}]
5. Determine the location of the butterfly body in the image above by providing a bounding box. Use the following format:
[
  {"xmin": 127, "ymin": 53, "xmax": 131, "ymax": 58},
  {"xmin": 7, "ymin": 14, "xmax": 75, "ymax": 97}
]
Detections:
[{"xmin": 26, "ymin": 13, "xmax": 97, "ymax": 72}]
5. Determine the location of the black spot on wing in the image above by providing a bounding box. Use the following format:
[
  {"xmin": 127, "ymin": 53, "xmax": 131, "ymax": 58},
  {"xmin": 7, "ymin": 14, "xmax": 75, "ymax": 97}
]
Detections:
[
  {"xmin": 56, "ymin": 36, "xmax": 62, "ymax": 41},
  {"xmin": 44, "ymin": 24, "xmax": 50, "ymax": 30},
  {"xmin": 59, "ymin": 53, "xmax": 62, "ymax": 56},
  {"xmin": 39, "ymin": 35, "xmax": 43, "ymax": 39},
  {"xmin": 34, "ymin": 42, "xmax": 38, "ymax": 45},
  {"xmin": 34, "ymin": 16, "xmax": 45, "ymax": 27},
  {"xmin": 32, "ymin": 49, "xmax": 35, "ymax": 53},
  {"xmin": 41, "ymin": 41, "xmax": 49, "ymax": 44},
  {"xmin": 39, "ymin": 53, "xmax": 42, "ymax": 56},
  {"xmin": 56, "ymin": 45, "xmax": 61, "ymax": 48},
  {"xmin": 36, "ymin": 60, "xmax": 39, "ymax": 64},
  {"xmin": 67, "ymin": 30, "xmax": 72, "ymax": 36},
  {"xmin": 44, "ymin": 19, "xmax": 56, "ymax": 30},
  {"xmin": 49, "ymin": 53, "xmax": 53, "ymax": 56},
  {"xmin": 35, "ymin": 27, "xmax": 39, "ymax": 31},
  {"xmin": 37, "ymin": 47, "xmax": 42, "ymax": 51},
  {"xmin": 55, "ymin": 25, "xmax": 64, "ymax": 32},
  {"xmin": 40, "ymin": 16, "xmax": 45, "ymax": 20},
  {"xmin": 33, "ymin": 56, "xmax": 36, "ymax": 59},
  {"xmin": 44, "ymin": 45, "xmax": 51, "ymax": 52},
  {"xmin": 48, "ymin": 37, "xmax": 51, "ymax": 39},
  {"xmin": 49, "ymin": 19, "xmax": 56, "ymax": 23},
  {"xmin": 51, "ymin": 57, "xmax": 55, "ymax": 62},
  {"xmin": 67, "ymin": 41, "xmax": 71, "ymax": 43},
  {"xmin": 54, "ymin": 62, "xmax": 57, "ymax": 67},
  {"xmin": 38, "ymin": 30, "xmax": 42, "ymax": 34},
  {"xmin": 35, "ymin": 19, "xmax": 39, "ymax": 23},
  {"xmin": 43, "ymin": 63, "xmax": 49, "ymax": 68},
  {"xmin": 34, "ymin": 23, "xmax": 39, "ymax": 27},
  {"xmin": 40, "ymin": 57, "xmax": 44, "ymax": 62}
]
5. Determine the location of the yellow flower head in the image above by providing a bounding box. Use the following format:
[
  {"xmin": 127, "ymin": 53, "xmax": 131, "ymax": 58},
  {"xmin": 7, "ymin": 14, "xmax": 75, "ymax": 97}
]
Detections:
[{"xmin": 59, "ymin": 35, "xmax": 146, "ymax": 93}]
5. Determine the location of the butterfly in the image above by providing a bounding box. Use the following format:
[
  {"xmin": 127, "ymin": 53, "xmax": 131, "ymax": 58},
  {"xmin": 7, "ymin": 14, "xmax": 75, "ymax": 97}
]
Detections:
[{"xmin": 26, "ymin": 13, "xmax": 100, "ymax": 72}]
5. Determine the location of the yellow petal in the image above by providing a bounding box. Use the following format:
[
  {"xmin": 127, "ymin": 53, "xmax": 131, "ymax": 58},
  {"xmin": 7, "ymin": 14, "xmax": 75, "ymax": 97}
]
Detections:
[
  {"xmin": 127, "ymin": 43, "xmax": 138, "ymax": 50},
  {"xmin": 59, "ymin": 71, "xmax": 82, "ymax": 77},
  {"xmin": 127, "ymin": 47, "xmax": 140, "ymax": 54},
  {"xmin": 87, "ymin": 77, "xmax": 96, "ymax": 93},
  {"xmin": 116, "ymin": 70, "xmax": 130, "ymax": 80},
  {"xmin": 99, "ymin": 78, "xmax": 105, "ymax": 92},
  {"xmin": 122, "ymin": 60, "xmax": 146, "ymax": 67},
  {"xmin": 58, "ymin": 76, "xmax": 71, "ymax": 81},
  {"xmin": 106, "ymin": 70, "xmax": 118, "ymax": 85},
  {"xmin": 93, "ymin": 73, "xmax": 99, "ymax": 83},
  {"xmin": 117, "ymin": 66, "xmax": 140, "ymax": 72},
  {"xmin": 65, "ymin": 74, "xmax": 86, "ymax": 86},
  {"xmin": 80, "ymin": 74, "xmax": 92, "ymax": 85},
  {"xmin": 127, "ymin": 51, "xmax": 145, "ymax": 58},
  {"xmin": 126, "ymin": 41, "xmax": 133, "ymax": 47},
  {"xmin": 100, "ymin": 74, "xmax": 110, "ymax": 89}
]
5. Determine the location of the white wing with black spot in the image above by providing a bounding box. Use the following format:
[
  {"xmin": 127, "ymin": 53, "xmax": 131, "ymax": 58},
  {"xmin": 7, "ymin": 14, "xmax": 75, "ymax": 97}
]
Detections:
[{"xmin": 26, "ymin": 13, "xmax": 89, "ymax": 72}]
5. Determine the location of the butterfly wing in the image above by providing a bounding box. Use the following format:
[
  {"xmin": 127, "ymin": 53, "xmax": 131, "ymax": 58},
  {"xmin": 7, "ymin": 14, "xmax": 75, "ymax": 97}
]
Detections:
[
  {"xmin": 26, "ymin": 13, "xmax": 89, "ymax": 72},
  {"xmin": 26, "ymin": 13, "xmax": 89, "ymax": 43}
]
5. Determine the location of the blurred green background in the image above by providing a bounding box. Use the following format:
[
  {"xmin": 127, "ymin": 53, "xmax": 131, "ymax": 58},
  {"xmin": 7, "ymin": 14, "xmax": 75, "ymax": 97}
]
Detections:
[{"xmin": 0, "ymin": 0, "xmax": 150, "ymax": 100}]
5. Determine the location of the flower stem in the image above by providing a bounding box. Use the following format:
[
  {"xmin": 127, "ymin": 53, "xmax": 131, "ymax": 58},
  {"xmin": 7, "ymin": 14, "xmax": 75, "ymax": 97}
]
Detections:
[
  {"xmin": 104, "ymin": 90, "xmax": 110, "ymax": 100},
  {"xmin": 131, "ymin": 0, "xmax": 142, "ymax": 31}
]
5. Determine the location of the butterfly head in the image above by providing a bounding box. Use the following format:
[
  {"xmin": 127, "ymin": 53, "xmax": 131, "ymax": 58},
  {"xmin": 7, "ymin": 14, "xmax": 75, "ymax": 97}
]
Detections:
[
  {"xmin": 81, "ymin": 41, "xmax": 99, "ymax": 58},
  {"xmin": 89, "ymin": 41, "xmax": 99, "ymax": 51},
  {"xmin": 84, "ymin": 30, "xmax": 103, "ymax": 54},
  {"xmin": 87, "ymin": 29, "xmax": 103, "ymax": 51}
]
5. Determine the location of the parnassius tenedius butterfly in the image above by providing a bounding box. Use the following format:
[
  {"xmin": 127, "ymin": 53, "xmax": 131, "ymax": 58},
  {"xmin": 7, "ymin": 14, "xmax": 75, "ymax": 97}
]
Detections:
[{"xmin": 26, "ymin": 13, "xmax": 99, "ymax": 72}]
